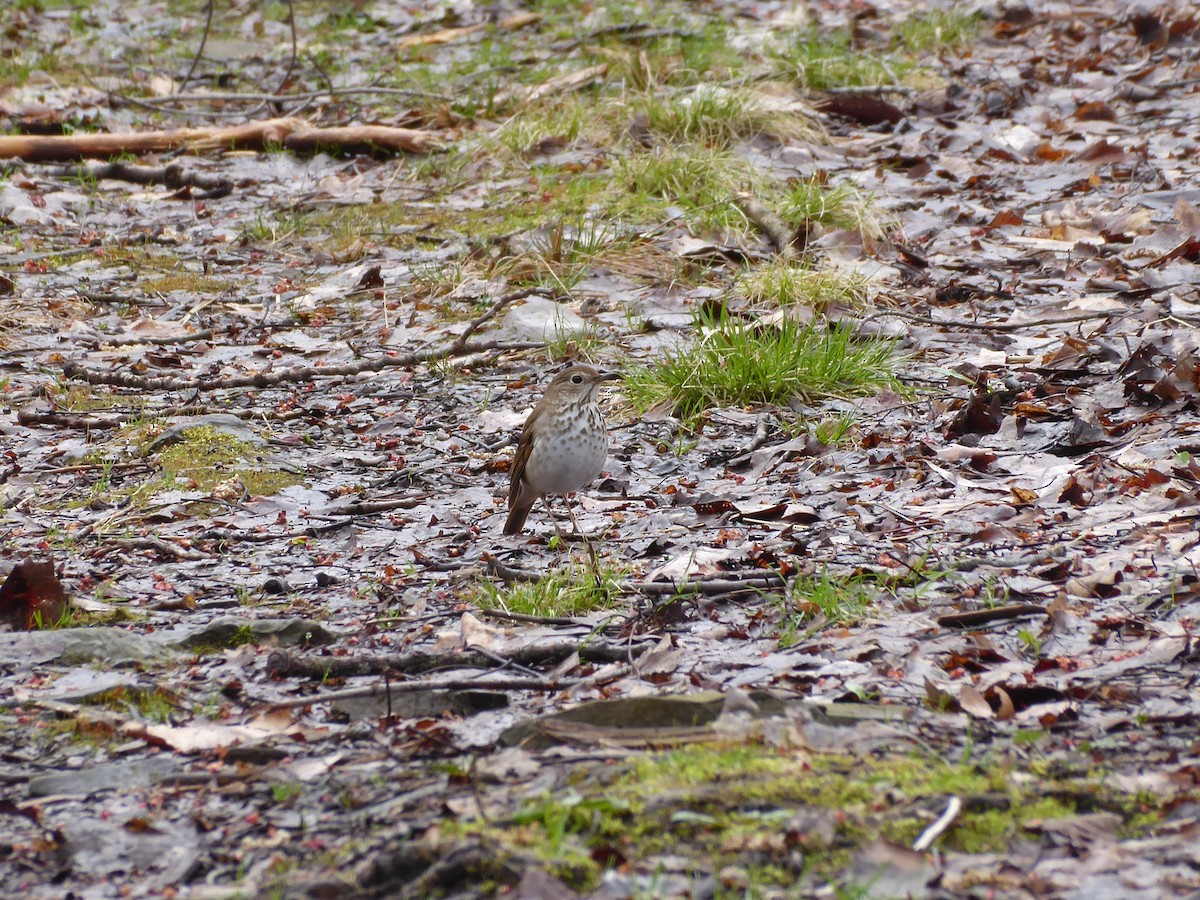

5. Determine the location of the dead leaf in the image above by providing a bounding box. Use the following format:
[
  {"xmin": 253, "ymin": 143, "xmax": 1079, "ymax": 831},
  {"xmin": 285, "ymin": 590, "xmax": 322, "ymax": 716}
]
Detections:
[
  {"xmin": 0, "ymin": 560, "xmax": 69, "ymax": 630},
  {"xmin": 958, "ymin": 684, "xmax": 994, "ymax": 719},
  {"xmin": 994, "ymin": 687, "xmax": 1015, "ymax": 721}
]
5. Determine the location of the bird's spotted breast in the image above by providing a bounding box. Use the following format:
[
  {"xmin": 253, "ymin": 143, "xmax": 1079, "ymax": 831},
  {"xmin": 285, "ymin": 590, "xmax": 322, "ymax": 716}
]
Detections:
[{"xmin": 522, "ymin": 415, "xmax": 608, "ymax": 496}]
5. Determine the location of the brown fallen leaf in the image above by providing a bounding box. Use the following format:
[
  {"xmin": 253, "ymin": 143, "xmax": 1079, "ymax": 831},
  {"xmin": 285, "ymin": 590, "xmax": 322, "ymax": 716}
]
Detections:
[
  {"xmin": 993, "ymin": 686, "xmax": 1015, "ymax": 721},
  {"xmin": 396, "ymin": 12, "xmax": 541, "ymax": 48},
  {"xmin": 0, "ymin": 559, "xmax": 69, "ymax": 630},
  {"xmin": 958, "ymin": 685, "xmax": 994, "ymax": 719},
  {"xmin": 816, "ymin": 93, "xmax": 904, "ymax": 126}
]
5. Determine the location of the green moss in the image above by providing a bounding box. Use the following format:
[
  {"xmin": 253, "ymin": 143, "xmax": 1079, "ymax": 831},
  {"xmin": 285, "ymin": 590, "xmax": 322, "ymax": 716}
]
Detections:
[
  {"xmin": 153, "ymin": 425, "xmax": 304, "ymax": 495},
  {"xmin": 438, "ymin": 743, "xmax": 1166, "ymax": 895},
  {"xmin": 186, "ymin": 624, "xmax": 259, "ymax": 655},
  {"xmin": 89, "ymin": 686, "xmax": 177, "ymax": 724}
]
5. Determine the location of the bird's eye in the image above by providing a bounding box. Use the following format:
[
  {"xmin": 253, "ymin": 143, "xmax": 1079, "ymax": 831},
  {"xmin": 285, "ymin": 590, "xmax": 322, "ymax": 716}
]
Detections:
[{"xmin": 571, "ymin": 374, "xmax": 583, "ymax": 384}]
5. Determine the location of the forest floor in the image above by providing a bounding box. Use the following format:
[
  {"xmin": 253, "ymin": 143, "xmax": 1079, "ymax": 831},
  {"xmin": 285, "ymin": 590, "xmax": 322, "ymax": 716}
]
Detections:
[{"xmin": 3, "ymin": 0, "xmax": 1200, "ymax": 897}]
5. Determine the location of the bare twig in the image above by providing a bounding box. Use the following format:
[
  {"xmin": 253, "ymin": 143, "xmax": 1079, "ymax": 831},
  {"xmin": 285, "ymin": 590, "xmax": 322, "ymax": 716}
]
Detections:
[
  {"xmin": 179, "ymin": 0, "xmax": 215, "ymax": 91},
  {"xmin": 262, "ymin": 675, "xmax": 573, "ymax": 710},
  {"xmin": 61, "ymin": 338, "xmax": 544, "ymax": 391},
  {"xmin": 866, "ymin": 308, "xmax": 1119, "ymax": 333},
  {"xmin": 450, "ymin": 287, "xmax": 551, "ymax": 351},
  {"xmin": 273, "ymin": 0, "xmax": 299, "ymax": 98},
  {"xmin": 734, "ymin": 191, "xmax": 796, "ymax": 258},
  {"xmin": 71, "ymin": 326, "xmax": 217, "ymax": 348},
  {"xmin": 936, "ymin": 604, "xmax": 1047, "ymax": 629},
  {"xmin": 913, "ymin": 796, "xmax": 962, "ymax": 851}
]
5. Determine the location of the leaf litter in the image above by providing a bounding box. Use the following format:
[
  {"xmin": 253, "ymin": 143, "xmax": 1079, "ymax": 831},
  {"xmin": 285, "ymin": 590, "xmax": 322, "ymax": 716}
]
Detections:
[{"xmin": 3, "ymin": 0, "xmax": 1200, "ymax": 897}]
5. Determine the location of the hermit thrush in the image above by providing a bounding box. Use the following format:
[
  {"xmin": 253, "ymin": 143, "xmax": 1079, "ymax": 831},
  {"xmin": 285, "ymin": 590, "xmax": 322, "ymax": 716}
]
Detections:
[{"xmin": 504, "ymin": 364, "xmax": 618, "ymax": 535}]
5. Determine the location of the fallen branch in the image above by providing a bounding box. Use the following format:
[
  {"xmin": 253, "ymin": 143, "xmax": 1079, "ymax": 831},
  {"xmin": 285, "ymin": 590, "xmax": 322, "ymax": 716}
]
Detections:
[
  {"xmin": 0, "ymin": 117, "xmax": 442, "ymax": 162},
  {"xmin": 319, "ymin": 497, "xmax": 430, "ymax": 517},
  {"xmin": 284, "ymin": 123, "xmax": 444, "ymax": 155},
  {"xmin": 72, "ymin": 327, "xmax": 216, "ymax": 348},
  {"xmin": 264, "ymin": 676, "xmax": 574, "ymax": 710},
  {"xmin": 936, "ymin": 603, "xmax": 1047, "ymax": 629},
  {"xmin": 17, "ymin": 407, "xmax": 127, "ymax": 430},
  {"xmin": 267, "ymin": 638, "xmax": 653, "ymax": 680},
  {"xmin": 61, "ymin": 288, "xmax": 548, "ymax": 392},
  {"xmin": 62, "ymin": 338, "xmax": 542, "ymax": 391},
  {"xmin": 734, "ymin": 191, "xmax": 797, "ymax": 258},
  {"xmin": 60, "ymin": 162, "xmax": 233, "ymax": 198}
]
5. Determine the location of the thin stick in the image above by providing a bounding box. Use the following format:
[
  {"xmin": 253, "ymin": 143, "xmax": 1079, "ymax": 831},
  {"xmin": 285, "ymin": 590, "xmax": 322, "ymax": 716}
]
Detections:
[
  {"xmin": 913, "ymin": 796, "xmax": 962, "ymax": 851},
  {"xmin": 180, "ymin": 0, "xmax": 215, "ymax": 91}
]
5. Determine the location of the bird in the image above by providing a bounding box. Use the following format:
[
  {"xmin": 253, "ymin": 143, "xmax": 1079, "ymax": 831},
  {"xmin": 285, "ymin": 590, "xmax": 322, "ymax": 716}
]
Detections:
[{"xmin": 504, "ymin": 364, "xmax": 618, "ymax": 536}]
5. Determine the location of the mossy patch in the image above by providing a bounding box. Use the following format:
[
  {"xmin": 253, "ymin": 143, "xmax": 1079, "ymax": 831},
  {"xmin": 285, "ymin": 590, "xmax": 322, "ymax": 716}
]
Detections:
[
  {"xmin": 87, "ymin": 686, "xmax": 177, "ymax": 724},
  {"xmin": 443, "ymin": 744, "xmax": 1164, "ymax": 893},
  {"xmin": 139, "ymin": 273, "xmax": 229, "ymax": 295},
  {"xmin": 152, "ymin": 425, "xmax": 304, "ymax": 496}
]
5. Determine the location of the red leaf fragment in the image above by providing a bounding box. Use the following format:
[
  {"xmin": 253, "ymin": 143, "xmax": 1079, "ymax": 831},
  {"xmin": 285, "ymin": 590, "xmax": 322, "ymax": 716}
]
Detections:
[
  {"xmin": 1073, "ymin": 101, "xmax": 1117, "ymax": 122},
  {"xmin": 1072, "ymin": 140, "xmax": 1136, "ymax": 165},
  {"xmin": 984, "ymin": 209, "xmax": 1024, "ymax": 230}
]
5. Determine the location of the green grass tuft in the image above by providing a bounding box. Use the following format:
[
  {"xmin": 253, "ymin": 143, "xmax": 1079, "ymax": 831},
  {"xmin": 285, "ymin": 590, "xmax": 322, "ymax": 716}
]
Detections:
[
  {"xmin": 897, "ymin": 8, "xmax": 984, "ymax": 54},
  {"xmin": 626, "ymin": 309, "xmax": 902, "ymax": 423},
  {"xmin": 778, "ymin": 570, "xmax": 879, "ymax": 646},
  {"xmin": 781, "ymin": 176, "xmax": 878, "ymax": 235},
  {"xmin": 613, "ymin": 147, "xmax": 760, "ymax": 234},
  {"xmin": 638, "ymin": 85, "xmax": 812, "ymax": 148},
  {"xmin": 471, "ymin": 558, "xmax": 626, "ymax": 617},
  {"xmin": 774, "ymin": 29, "xmax": 914, "ymax": 89},
  {"xmin": 737, "ymin": 259, "xmax": 868, "ymax": 308}
]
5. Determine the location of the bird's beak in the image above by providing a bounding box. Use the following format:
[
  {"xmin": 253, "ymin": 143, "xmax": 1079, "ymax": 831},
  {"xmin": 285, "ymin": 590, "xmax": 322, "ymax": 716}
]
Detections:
[{"xmin": 598, "ymin": 371, "xmax": 621, "ymax": 382}]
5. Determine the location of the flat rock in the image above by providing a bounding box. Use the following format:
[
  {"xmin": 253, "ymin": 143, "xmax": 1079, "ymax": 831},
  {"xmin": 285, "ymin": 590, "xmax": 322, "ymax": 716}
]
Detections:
[
  {"xmin": 27, "ymin": 756, "xmax": 181, "ymax": 798},
  {"xmin": 0, "ymin": 628, "xmax": 176, "ymax": 667}
]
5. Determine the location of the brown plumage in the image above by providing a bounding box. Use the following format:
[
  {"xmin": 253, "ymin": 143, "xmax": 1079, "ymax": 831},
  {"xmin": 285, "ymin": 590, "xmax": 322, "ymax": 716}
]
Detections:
[{"xmin": 504, "ymin": 365, "xmax": 618, "ymax": 535}]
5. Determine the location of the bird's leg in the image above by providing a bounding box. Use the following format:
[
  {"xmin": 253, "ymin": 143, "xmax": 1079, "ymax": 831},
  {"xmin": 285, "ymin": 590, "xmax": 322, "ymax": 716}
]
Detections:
[
  {"xmin": 563, "ymin": 494, "xmax": 583, "ymax": 536},
  {"xmin": 540, "ymin": 495, "xmax": 567, "ymax": 545},
  {"xmin": 563, "ymin": 494, "xmax": 602, "ymax": 578}
]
